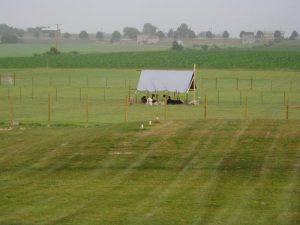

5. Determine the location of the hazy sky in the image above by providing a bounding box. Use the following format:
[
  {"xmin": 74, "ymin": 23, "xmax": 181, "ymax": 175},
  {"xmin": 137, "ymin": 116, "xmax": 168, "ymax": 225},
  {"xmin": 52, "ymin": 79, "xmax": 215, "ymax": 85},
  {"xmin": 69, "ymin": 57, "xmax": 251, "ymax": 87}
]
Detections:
[{"xmin": 1, "ymin": 0, "xmax": 299, "ymax": 37}]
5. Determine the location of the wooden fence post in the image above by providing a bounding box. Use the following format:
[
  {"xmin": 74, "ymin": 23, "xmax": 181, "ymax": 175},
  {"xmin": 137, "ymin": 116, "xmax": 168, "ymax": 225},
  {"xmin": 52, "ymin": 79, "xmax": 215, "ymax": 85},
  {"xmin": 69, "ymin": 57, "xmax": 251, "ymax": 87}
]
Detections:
[
  {"xmin": 244, "ymin": 96, "xmax": 248, "ymax": 119},
  {"xmin": 270, "ymin": 80, "xmax": 273, "ymax": 91},
  {"xmin": 31, "ymin": 77, "xmax": 34, "ymax": 100},
  {"xmin": 286, "ymin": 100, "xmax": 289, "ymax": 120},
  {"xmin": 125, "ymin": 96, "xmax": 128, "ymax": 122},
  {"xmin": 19, "ymin": 87, "xmax": 22, "ymax": 102},
  {"xmin": 9, "ymin": 96, "xmax": 14, "ymax": 127},
  {"xmin": 240, "ymin": 90, "xmax": 242, "ymax": 105},
  {"xmin": 204, "ymin": 95, "xmax": 207, "ymax": 119},
  {"xmin": 48, "ymin": 94, "xmax": 51, "ymax": 127},
  {"xmin": 56, "ymin": 88, "xmax": 58, "ymax": 102},
  {"xmin": 85, "ymin": 96, "xmax": 89, "ymax": 127},
  {"xmin": 164, "ymin": 97, "xmax": 167, "ymax": 120},
  {"xmin": 103, "ymin": 88, "xmax": 106, "ymax": 102}
]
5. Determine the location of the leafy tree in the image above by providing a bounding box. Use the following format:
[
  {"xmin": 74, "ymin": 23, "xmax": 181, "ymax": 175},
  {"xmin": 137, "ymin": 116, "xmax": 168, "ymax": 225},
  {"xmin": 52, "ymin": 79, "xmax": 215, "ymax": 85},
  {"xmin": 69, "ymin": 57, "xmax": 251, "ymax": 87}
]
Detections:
[
  {"xmin": 47, "ymin": 47, "xmax": 60, "ymax": 55},
  {"xmin": 123, "ymin": 27, "xmax": 139, "ymax": 40},
  {"xmin": 206, "ymin": 31, "xmax": 213, "ymax": 39},
  {"xmin": 201, "ymin": 45, "xmax": 209, "ymax": 51},
  {"xmin": 222, "ymin": 31, "xmax": 230, "ymax": 39},
  {"xmin": 240, "ymin": 31, "xmax": 245, "ymax": 38},
  {"xmin": 111, "ymin": 31, "xmax": 121, "ymax": 43},
  {"xmin": 143, "ymin": 23, "xmax": 157, "ymax": 35},
  {"xmin": 64, "ymin": 32, "xmax": 71, "ymax": 39},
  {"xmin": 290, "ymin": 30, "xmax": 298, "ymax": 40},
  {"xmin": 172, "ymin": 40, "xmax": 183, "ymax": 51},
  {"xmin": 188, "ymin": 30, "xmax": 196, "ymax": 39},
  {"xmin": 157, "ymin": 31, "xmax": 165, "ymax": 39},
  {"xmin": 1, "ymin": 33, "xmax": 19, "ymax": 43},
  {"xmin": 174, "ymin": 24, "xmax": 196, "ymax": 39},
  {"xmin": 274, "ymin": 30, "xmax": 282, "ymax": 40},
  {"xmin": 79, "ymin": 30, "xmax": 89, "ymax": 39},
  {"xmin": 96, "ymin": 31, "xmax": 104, "ymax": 40},
  {"xmin": 16, "ymin": 29, "xmax": 25, "ymax": 37},
  {"xmin": 256, "ymin": 30, "xmax": 264, "ymax": 39},
  {"xmin": 167, "ymin": 29, "xmax": 175, "ymax": 38}
]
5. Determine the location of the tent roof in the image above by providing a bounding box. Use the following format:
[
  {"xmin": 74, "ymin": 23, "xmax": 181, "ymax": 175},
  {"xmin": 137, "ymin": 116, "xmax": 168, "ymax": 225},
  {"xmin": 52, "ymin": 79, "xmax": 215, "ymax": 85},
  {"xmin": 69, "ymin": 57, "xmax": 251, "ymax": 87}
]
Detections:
[{"xmin": 137, "ymin": 70, "xmax": 195, "ymax": 93}]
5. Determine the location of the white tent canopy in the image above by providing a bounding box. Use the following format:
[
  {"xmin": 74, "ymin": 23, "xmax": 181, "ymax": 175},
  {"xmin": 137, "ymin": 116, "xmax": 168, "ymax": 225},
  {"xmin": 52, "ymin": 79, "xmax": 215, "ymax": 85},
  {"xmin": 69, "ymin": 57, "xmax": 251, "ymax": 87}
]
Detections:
[{"xmin": 137, "ymin": 70, "xmax": 196, "ymax": 93}]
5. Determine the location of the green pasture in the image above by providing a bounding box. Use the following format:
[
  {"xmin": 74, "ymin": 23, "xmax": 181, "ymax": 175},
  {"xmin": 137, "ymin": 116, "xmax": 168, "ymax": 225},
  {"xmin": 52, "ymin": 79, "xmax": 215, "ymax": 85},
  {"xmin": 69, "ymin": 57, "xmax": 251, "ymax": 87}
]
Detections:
[
  {"xmin": 0, "ymin": 68, "xmax": 299, "ymax": 126},
  {"xmin": 0, "ymin": 120, "xmax": 299, "ymax": 224}
]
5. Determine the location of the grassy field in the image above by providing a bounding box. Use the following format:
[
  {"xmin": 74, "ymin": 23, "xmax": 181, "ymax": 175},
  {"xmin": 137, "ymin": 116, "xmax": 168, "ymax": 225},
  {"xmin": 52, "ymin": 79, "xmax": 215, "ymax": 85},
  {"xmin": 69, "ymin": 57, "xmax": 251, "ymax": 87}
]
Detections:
[
  {"xmin": 0, "ymin": 44, "xmax": 299, "ymax": 224},
  {"xmin": 0, "ymin": 68, "xmax": 300, "ymax": 126},
  {"xmin": 0, "ymin": 120, "xmax": 299, "ymax": 225}
]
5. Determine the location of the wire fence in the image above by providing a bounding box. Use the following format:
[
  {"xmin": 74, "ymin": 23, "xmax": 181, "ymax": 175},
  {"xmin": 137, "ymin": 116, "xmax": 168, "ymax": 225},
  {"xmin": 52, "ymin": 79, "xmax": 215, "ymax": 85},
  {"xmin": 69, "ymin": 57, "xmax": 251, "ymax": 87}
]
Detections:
[{"xmin": 0, "ymin": 73, "xmax": 300, "ymax": 126}]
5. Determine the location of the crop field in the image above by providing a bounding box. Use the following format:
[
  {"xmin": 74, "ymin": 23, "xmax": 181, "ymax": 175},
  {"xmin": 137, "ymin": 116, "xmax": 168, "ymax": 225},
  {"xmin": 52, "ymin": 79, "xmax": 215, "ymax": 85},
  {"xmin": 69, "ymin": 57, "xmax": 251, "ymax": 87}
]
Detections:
[
  {"xmin": 0, "ymin": 120, "xmax": 299, "ymax": 224},
  {"xmin": 1, "ymin": 49, "xmax": 300, "ymax": 70},
  {"xmin": 0, "ymin": 68, "xmax": 300, "ymax": 126}
]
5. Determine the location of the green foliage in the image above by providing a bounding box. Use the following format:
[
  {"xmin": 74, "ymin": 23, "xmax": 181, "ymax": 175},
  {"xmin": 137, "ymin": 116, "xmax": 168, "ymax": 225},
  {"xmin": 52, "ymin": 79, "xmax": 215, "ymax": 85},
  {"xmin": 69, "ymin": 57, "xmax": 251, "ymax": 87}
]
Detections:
[
  {"xmin": 47, "ymin": 47, "xmax": 60, "ymax": 55},
  {"xmin": 274, "ymin": 30, "xmax": 282, "ymax": 40},
  {"xmin": 111, "ymin": 31, "xmax": 121, "ymax": 43},
  {"xmin": 143, "ymin": 23, "xmax": 157, "ymax": 35},
  {"xmin": 206, "ymin": 31, "xmax": 213, "ymax": 39},
  {"xmin": 123, "ymin": 27, "xmax": 139, "ymax": 40},
  {"xmin": 201, "ymin": 45, "xmax": 209, "ymax": 51},
  {"xmin": 64, "ymin": 32, "xmax": 71, "ymax": 39},
  {"xmin": 157, "ymin": 31, "xmax": 165, "ymax": 39},
  {"xmin": 1, "ymin": 49, "xmax": 300, "ymax": 70},
  {"xmin": 79, "ymin": 30, "xmax": 89, "ymax": 39},
  {"xmin": 174, "ymin": 23, "xmax": 196, "ymax": 39},
  {"xmin": 256, "ymin": 30, "xmax": 264, "ymax": 39},
  {"xmin": 222, "ymin": 31, "xmax": 230, "ymax": 39},
  {"xmin": 290, "ymin": 30, "xmax": 298, "ymax": 40},
  {"xmin": 1, "ymin": 33, "xmax": 19, "ymax": 43},
  {"xmin": 172, "ymin": 40, "xmax": 183, "ymax": 51}
]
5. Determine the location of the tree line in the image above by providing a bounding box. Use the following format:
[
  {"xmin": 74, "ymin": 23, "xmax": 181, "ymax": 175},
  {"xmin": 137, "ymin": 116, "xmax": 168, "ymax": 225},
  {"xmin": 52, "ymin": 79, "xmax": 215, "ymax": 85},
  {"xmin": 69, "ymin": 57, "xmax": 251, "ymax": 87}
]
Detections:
[{"xmin": 0, "ymin": 23, "xmax": 299, "ymax": 43}]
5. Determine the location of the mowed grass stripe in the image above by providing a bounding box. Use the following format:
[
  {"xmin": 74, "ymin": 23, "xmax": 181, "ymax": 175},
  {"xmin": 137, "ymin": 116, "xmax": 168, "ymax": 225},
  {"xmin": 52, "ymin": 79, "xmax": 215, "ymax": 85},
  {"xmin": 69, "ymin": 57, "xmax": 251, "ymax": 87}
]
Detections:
[{"xmin": 0, "ymin": 120, "xmax": 299, "ymax": 224}]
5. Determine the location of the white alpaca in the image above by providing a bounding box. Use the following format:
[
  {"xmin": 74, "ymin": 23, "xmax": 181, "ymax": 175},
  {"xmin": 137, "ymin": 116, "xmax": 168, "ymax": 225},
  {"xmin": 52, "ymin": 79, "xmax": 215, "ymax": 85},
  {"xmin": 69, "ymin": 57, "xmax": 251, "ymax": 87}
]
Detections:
[{"xmin": 146, "ymin": 97, "xmax": 153, "ymax": 106}]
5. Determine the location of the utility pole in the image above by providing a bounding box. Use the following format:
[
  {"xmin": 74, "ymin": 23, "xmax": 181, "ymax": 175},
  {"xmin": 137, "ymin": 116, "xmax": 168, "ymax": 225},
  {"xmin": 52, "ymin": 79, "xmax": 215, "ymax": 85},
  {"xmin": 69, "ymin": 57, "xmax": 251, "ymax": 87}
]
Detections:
[{"xmin": 54, "ymin": 24, "xmax": 61, "ymax": 50}]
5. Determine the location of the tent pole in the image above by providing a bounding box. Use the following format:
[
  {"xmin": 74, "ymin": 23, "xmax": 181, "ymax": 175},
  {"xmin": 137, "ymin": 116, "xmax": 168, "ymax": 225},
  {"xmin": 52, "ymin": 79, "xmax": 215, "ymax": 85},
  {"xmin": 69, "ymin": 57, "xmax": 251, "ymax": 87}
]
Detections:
[{"xmin": 193, "ymin": 64, "xmax": 196, "ymax": 103}]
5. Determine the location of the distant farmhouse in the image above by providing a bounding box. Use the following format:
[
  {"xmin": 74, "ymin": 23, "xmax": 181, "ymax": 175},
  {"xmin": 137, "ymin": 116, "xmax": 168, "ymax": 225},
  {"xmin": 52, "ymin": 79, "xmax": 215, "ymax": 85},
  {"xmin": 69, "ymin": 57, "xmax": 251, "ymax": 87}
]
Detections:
[
  {"xmin": 137, "ymin": 34, "xmax": 159, "ymax": 44},
  {"xmin": 241, "ymin": 30, "xmax": 285, "ymax": 44},
  {"xmin": 241, "ymin": 32, "xmax": 256, "ymax": 44}
]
